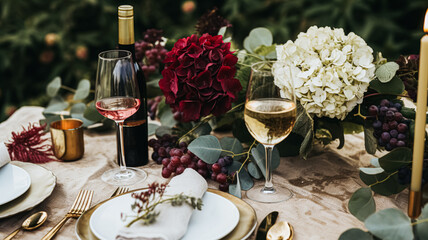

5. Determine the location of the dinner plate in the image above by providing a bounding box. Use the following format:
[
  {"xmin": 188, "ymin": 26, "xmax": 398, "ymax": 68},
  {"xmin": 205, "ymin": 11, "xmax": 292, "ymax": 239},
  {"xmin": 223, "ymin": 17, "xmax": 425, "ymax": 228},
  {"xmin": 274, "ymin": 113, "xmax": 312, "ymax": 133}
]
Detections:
[
  {"xmin": 89, "ymin": 191, "xmax": 240, "ymax": 240},
  {"xmin": 76, "ymin": 189, "xmax": 257, "ymax": 240},
  {"xmin": 0, "ymin": 163, "xmax": 31, "ymax": 205},
  {"xmin": 0, "ymin": 161, "xmax": 56, "ymax": 218}
]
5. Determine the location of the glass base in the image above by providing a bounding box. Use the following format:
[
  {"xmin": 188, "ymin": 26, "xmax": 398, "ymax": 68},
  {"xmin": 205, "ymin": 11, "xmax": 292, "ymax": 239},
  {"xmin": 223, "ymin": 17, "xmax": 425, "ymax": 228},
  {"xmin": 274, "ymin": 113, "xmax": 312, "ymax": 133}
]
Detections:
[
  {"xmin": 246, "ymin": 183, "xmax": 293, "ymax": 203},
  {"xmin": 101, "ymin": 167, "xmax": 147, "ymax": 186}
]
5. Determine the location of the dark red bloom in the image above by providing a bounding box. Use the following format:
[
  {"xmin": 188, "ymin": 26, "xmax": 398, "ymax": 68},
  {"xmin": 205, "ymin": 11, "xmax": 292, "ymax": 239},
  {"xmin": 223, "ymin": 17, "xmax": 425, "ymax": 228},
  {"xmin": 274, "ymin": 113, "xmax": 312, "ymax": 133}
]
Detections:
[{"xmin": 159, "ymin": 34, "xmax": 241, "ymax": 122}]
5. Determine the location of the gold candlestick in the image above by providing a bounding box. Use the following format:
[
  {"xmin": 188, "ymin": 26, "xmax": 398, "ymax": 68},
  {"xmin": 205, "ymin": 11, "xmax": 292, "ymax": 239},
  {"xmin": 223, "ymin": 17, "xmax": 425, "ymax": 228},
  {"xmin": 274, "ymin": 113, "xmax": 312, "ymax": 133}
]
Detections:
[{"xmin": 408, "ymin": 9, "xmax": 428, "ymax": 219}]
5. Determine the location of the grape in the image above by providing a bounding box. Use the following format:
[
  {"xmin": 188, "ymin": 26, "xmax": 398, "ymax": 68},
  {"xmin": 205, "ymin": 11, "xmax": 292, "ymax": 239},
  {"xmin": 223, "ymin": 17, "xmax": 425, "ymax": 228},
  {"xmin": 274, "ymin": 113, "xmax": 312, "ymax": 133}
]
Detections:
[
  {"xmin": 221, "ymin": 167, "xmax": 228, "ymax": 174},
  {"xmin": 368, "ymin": 105, "xmax": 378, "ymax": 116},
  {"xmin": 394, "ymin": 112, "xmax": 403, "ymax": 122},
  {"xmin": 397, "ymin": 133, "xmax": 406, "ymax": 140},
  {"xmin": 382, "ymin": 123, "xmax": 390, "ymax": 132},
  {"xmin": 394, "ymin": 102, "xmax": 402, "ymax": 111},
  {"xmin": 179, "ymin": 142, "xmax": 188, "ymax": 148},
  {"xmin": 397, "ymin": 140, "xmax": 406, "ymax": 147},
  {"xmin": 180, "ymin": 154, "xmax": 192, "ymax": 165},
  {"xmin": 211, "ymin": 172, "xmax": 218, "ymax": 181},
  {"xmin": 197, "ymin": 169, "xmax": 209, "ymax": 178},
  {"xmin": 176, "ymin": 166, "xmax": 186, "ymax": 175},
  {"xmin": 380, "ymin": 99, "xmax": 390, "ymax": 107},
  {"xmin": 385, "ymin": 143, "xmax": 393, "ymax": 151},
  {"xmin": 162, "ymin": 168, "xmax": 172, "ymax": 178},
  {"xmin": 372, "ymin": 120, "xmax": 382, "ymax": 129},
  {"xmin": 385, "ymin": 110, "xmax": 395, "ymax": 121},
  {"xmin": 390, "ymin": 129, "xmax": 398, "ymax": 138},
  {"xmin": 379, "ymin": 106, "xmax": 388, "ymax": 116},
  {"xmin": 158, "ymin": 147, "xmax": 167, "ymax": 157},
  {"xmin": 148, "ymin": 138, "xmax": 157, "ymax": 147},
  {"xmin": 219, "ymin": 183, "xmax": 229, "ymax": 192},
  {"xmin": 381, "ymin": 132, "xmax": 391, "ymax": 142},
  {"xmin": 212, "ymin": 163, "xmax": 222, "ymax": 174},
  {"xmin": 388, "ymin": 121, "xmax": 398, "ymax": 130},
  {"xmin": 397, "ymin": 123, "xmax": 408, "ymax": 133},
  {"xmin": 216, "ymin": 173, "xmax": 227, "ymax": 184},
  {"xmin": 170, "ymin": 156, "xmax": 181, "ymax": 166},
  {"xmin": 224, "ymin": 156, "xmax": 233, "ymax": 166},
  {"xmin": 217, "ymin": 158, "xmax": 226, "ymax": 167},
  {"xmin": 188, "ymin": 161, "xmax": 197, "ymax": 170},
  {"xmin": 162, "ymin": 158, "xmax": 170, "ymax": 167},
  {"xmin": 390, "ymin": 138, "xmax": 398, "ymax": 147},
  {"xmin": 397, "ymin": 166, "xmax": 411, "ymax": 185},
  {"xmin": 167, "ymin": 163, "xmax": 177, "ymax": 172},
  {"xmin": 197, "ymin": 160, "xmax": 207, "ymax": 169}
]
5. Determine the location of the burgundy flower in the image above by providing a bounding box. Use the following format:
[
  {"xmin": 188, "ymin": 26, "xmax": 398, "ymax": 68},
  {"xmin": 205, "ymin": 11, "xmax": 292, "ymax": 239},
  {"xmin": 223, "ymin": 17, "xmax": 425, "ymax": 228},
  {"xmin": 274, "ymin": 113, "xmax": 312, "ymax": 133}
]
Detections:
[{"xmin": 159, "ymin": 34, "xmax": 242, "ymax": 122}]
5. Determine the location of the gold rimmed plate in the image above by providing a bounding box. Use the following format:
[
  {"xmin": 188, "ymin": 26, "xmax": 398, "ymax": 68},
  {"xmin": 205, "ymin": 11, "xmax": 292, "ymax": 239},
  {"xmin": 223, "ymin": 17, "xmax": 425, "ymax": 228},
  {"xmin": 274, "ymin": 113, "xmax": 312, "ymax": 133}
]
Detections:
[{"xmin": 76, "ymin": 188, "xmax": 257, "ymax": 240}]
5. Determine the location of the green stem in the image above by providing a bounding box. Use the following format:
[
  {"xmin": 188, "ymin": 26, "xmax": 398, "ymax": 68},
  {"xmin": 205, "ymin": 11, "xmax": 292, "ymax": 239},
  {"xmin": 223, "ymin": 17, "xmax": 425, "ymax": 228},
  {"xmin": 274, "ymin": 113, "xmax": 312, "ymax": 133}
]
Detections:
[
  {"xmin": 368, "ymin": 171, "xmax": 398, "ymax": 188},
  {"xmin": 353, "ymin": 104, "xmax": 367, "ymax": 120},
  {"xmin": 411, "ymin": 218, "xmax": 428, "ymax": 226},
  {"xmin": 60, "ymin": 85, "xmax": 76, "ymax": 93},
  {"xmin": 232, "ymin": 140, "xmax": 257, "ymax": 179}
]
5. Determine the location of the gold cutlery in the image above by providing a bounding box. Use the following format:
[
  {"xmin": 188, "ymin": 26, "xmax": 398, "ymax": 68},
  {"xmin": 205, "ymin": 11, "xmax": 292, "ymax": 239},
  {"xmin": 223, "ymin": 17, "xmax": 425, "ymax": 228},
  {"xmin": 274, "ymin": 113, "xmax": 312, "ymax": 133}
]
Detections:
[
  {"xmin": 41, "ymin": 189, "xmax": 93, "ymax": 240},
  {"xmin": 111, "ymin": 186, "xmax": 130, "ymax": 197},
  {"xmin": 4, "ymin": 211, "xmax": 48, "ymax": 240}
]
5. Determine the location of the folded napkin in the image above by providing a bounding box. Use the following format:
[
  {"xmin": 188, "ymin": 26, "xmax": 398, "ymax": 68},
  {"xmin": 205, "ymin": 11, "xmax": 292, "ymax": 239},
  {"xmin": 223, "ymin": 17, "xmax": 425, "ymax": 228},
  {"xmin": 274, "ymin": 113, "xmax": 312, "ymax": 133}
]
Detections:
[
  {"xmin": 116, "ymin": 168, "xmax": 208, "ymax": 240},
  {"xmin": 0, "ymin": 142, "xmax": 10, "ymax": 168}
]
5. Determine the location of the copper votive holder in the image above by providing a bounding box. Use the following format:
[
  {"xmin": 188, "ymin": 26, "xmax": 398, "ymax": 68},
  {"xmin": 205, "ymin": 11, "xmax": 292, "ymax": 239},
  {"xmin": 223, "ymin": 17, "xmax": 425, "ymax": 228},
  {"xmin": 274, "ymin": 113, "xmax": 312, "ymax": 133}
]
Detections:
[{"xmin": 50, "ymin": 119, "xmax": 84, "ymax": 161}]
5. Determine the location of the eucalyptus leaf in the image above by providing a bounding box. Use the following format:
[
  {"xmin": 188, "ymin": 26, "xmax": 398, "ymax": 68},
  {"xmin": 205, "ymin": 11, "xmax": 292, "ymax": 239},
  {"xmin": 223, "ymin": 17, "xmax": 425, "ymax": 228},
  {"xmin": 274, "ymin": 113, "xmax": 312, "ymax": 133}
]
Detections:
[
  {"xmin": 218, "ymin": 26, "xmax": 227, "ymax": 36},
  {"xmin": 229, "ymin": 177, "xmax": 242, "ymax": 198},
  {"xmin": 378, "ymin": 147, "xmax": 412, "ymax": 172},
  {"xmin": 253, "ymin": 44, "xmax": 276, "ymax": 57},
  {"xmin": 220, "ymin": 137, "xmax": 243, "ymax": 158},
  {"xmin": 348, "ymin": 187, "xmax": 376, "ymax": 221},
  {"xmin": 369, "ymin": 76, "xmax": 404, "ymax": 95},
  {"xmin": 155, "ymin": 126, "xmax": 172, "ymax": 138},
  {"xmin": 192, "ymin": 122, "xmax": 212, "ymax": 137},
  {"xmin": 365, "ymin": 208, "xmax": 413, "ymax": 240},
  {"xmin": 400, "ymin": 106, "xmax": 415, "ymax": 119},
  {"xmin": 251, "ymin": 144, "xmax": 280, "ymax": 179},
  {"xmin": 248, "ymin": 161, "xmax": 262, "ymax": 179},
  {"xmin": 46, "ymin": 76, "xmax": 61, "ymax": 97},
  {"xmin": 416, "ymin": 204, "xmax": 428, "ymax": 239},
  {"xmin": 317, "ymin": 118, "xmax": 345, "ymax": 149},
  {"xmin": 371, "ymin": 158, "xmax": 380, "ymax": 167},
  {"xmin": 227, "ymin": 161, "xmax": 253, "ymax": 190},
  {"xmin": 359, "ymin": 167, "xmax": 384, "ymax": 175},
  {"xmin": 243, "ymin": 27, "xmax": 273, "ymax": 53},
  {"xmin": 148, "ymin": 123, "xmax": 159, "ymax": 136},
  {"xmin": 188, "ymin": 135, "xmax": 222, "ymax": 164},
  {"xmin": 339, "ymin": 228, "xmax": 373, "ymax": 240},
  {"xmin": 364, "ymin": 127, "xmax": 377, "ymax": 155},
  {"xmin": 73, "ymin": 79, "xmax": 91, "ymax": 100},
  {"xmin": 360, "ymin": 171, "xmax": 406, "ymax": 196},
  {"xmin": 83, "ymin": 101, "xmax": 104, "ymax": 122},
  {"xmin": 276, "ymin": 133, "xmax": 302, "ymax": 157},
  {"xmin": 70, "ymin": 103, "xmax": 95, "ymax": 127},
  {"xmin": 375, "ymin": 62, "xmax": 399, "ymax": 83},
  {"xmin": 44, "ymin": 96, "xmax": 69, "ymax": 114}
]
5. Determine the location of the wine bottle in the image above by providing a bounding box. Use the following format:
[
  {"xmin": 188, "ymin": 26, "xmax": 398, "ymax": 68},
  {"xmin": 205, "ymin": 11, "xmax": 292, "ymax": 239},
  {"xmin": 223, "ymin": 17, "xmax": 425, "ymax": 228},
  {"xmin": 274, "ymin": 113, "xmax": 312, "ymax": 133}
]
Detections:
[{"xmin": 117, "ymin": 5, "xmax": 148, "ymax": 166}]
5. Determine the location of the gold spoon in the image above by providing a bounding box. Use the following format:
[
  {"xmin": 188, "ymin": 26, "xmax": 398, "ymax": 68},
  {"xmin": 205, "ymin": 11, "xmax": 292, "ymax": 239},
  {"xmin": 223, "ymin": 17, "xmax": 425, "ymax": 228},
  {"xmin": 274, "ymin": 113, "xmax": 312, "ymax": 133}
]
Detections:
[
  {"xmin": 4, "ymin": 211, "xmax": 48, "ymax": 240},
  {"xmin": 266, "ymin": 221, "xmax": 294, "ymax": 240}
]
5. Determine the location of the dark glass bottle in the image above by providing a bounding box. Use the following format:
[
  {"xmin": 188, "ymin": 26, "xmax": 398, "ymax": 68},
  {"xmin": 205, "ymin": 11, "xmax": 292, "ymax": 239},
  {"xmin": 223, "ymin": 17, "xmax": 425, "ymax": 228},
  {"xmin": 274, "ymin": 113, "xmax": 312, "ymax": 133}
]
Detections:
[{"xmin": 117, "ymin": 5, "xmax": 148, "ymax": 166}]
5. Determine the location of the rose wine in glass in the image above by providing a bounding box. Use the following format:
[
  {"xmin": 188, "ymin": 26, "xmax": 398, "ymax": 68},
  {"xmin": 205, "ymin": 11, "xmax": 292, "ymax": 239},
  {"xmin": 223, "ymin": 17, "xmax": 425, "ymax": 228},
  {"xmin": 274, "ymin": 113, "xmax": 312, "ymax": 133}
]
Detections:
[
  {"xmin": 244, "ymin": 61, "xmax": 296, "ymax": 203},
  {"xmin": 95, "ymin": 50, "xmax": 147, "ymax": 186}
]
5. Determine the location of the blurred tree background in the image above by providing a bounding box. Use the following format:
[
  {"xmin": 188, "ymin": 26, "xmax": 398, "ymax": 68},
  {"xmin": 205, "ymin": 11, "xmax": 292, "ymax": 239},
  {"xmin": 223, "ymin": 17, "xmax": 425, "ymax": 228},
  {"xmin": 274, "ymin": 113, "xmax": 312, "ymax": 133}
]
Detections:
[{"xmin": 0, "ymin": 0, "xmax": 427, "ymax": 121}]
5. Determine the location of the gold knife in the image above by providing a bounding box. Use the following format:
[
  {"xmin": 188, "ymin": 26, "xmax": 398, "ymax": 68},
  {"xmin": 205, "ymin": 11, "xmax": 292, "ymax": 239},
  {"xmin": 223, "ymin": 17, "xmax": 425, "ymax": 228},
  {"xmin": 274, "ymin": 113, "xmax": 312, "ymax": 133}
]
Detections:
[{"xmin": 256, "ymin": 211, "xmax": 279, "ymax": 240}]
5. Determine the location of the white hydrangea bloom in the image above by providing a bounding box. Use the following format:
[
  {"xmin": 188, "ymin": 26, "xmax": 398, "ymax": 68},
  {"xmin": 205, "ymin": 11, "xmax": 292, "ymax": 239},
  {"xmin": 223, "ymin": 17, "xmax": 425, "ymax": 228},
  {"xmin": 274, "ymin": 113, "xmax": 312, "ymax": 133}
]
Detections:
[{"xmin": 272, "ymin": 26, "xmax": 375, "ymax": 120}]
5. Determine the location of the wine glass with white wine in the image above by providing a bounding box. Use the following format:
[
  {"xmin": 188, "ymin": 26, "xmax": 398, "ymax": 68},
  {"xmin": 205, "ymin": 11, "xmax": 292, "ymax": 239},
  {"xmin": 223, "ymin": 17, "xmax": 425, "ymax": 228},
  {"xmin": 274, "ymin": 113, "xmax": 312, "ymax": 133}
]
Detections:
[{"xmin": 244, "ymin": 61, "xmax": 296, "ymax": 203}]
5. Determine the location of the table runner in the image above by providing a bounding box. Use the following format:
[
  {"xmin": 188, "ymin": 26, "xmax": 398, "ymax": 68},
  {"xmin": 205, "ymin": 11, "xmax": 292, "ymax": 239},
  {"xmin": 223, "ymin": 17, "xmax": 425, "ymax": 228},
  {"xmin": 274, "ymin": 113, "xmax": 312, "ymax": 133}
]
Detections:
[{"xmin": 0, "ymin": 106, "xmax": 407, "ymax": 239}]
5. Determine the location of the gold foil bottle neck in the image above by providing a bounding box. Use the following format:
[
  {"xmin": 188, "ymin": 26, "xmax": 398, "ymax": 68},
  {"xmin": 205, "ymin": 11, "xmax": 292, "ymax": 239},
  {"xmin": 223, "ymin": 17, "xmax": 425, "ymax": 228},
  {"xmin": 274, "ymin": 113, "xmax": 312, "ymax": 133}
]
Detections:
[
  {"xmin": 118, "ymin": 5, "xmax": 134, "ymax": 45},
  {"xmin": 118, "ymin": 5, "xmax": 133, "ymax": 17}
]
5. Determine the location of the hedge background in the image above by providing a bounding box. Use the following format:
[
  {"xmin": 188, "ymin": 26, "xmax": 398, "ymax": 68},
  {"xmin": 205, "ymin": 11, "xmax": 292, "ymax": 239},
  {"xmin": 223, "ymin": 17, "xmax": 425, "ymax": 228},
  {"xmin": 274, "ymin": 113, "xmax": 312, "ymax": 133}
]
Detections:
[{"xmin": 0, "ymin": 0, "xmax": 427, "ymax": 121}]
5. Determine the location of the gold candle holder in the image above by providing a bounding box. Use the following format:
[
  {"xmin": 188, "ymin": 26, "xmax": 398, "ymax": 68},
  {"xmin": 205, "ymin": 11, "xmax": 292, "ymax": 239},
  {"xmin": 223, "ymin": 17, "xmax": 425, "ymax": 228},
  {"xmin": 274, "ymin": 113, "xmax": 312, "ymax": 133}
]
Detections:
[
  {"xmin": 50, "ymin": 119, "xmax": 85, "ymax": 161},
  {"xmin": 408, "ymin": 190, "xmax": 422, "ymax": 219}
]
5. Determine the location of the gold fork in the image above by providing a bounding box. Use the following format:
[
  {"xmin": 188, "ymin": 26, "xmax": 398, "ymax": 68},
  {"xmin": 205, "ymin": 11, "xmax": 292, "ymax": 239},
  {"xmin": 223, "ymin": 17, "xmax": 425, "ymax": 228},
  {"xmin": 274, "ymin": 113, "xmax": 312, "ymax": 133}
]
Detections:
[
  {"xmin": 111, "ymin": 186, "xmax": 130, "ymax": 197},
  {"xmin": 41, "ymin": 189, "xmax": 94, "ymax": 240}
]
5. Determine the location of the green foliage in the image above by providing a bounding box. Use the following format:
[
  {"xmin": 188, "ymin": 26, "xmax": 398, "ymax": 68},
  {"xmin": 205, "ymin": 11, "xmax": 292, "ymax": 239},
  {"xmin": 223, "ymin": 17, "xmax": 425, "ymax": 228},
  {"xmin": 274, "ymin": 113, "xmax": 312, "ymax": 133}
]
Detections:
[
  {"xmin": 251, "ymin": 144, "xmax": 280, "ymax": 179},
  {"xmin": 187, "ymin": 135, "xmax": 222, "ymax": 164},
  {"xmin": 348, "ymin": 187, "xmax": 376, "ymax": 221},
  {"xmin": 365, "ymin": 208, "xmax": 413, "ymax": 240},
  {"xmin": 378, "ymin": 147, "xmax": 412, "ymax": 172},
  {"xmin": 369, "ymin": 76, "xmax": 405, "ymax": 95},
  {"xmin": 339, "ymin": 228, "xmax": 373, "ymax": 240},
  {"xmin": 375, "ymin": 62, "xmax": 399, "ymax": 83},
  {"xmin": 359, "ymin": 171, "xmax": 406, "ymax": 196},
  {"xmin": 292, "ymin": 103, "xmax": 314, "ymax": 159}
]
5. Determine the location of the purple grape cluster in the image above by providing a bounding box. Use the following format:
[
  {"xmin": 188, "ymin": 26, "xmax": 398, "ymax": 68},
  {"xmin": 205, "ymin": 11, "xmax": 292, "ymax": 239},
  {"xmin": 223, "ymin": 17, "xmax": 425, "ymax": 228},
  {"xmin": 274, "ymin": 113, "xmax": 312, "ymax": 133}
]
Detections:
[
  {"xmin": 148, "ymin": 134, "xmax": 233, "ymax": 191},
  {"xmin": 134, "ymin": 29, "xmax": 168, "ymax": 78},
  {"xmin": 368, "ymin": 99, "xmax": 409, "ymax": 151},
  {"xmin": 147, "ymin": 96, "xmax": 163, "ymax": 120}
]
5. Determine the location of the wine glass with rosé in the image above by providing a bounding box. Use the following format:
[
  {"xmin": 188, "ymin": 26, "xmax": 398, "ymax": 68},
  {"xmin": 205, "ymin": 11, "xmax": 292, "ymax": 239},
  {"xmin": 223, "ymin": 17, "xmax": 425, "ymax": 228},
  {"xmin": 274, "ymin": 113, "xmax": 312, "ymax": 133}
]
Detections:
[
  {"xmin": 244, "ymin": 61, "xmax": 296, "ymax": 203},
  {"xmin": 95, "ymin": 50, "xmax": 147, "ymax": 185}
]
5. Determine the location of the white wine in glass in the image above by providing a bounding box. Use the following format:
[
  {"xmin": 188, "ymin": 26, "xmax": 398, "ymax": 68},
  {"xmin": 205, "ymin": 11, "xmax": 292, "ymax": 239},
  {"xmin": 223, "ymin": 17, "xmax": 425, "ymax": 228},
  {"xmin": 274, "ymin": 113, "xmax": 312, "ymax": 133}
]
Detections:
[{"xmin": 244, "ymin": 61, "xmax": 296, "ymax": 203}]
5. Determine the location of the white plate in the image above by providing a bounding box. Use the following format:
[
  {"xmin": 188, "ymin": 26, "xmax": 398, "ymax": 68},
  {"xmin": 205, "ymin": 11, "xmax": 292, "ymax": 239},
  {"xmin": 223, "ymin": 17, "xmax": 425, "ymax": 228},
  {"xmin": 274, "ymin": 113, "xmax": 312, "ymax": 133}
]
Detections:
[
  {"xmin": 0, "ymin": 161, "xmax": 56, "ymax": 218},
  {"xmin": 90, "ymin": 191, "xmax": 240, "ymax": 240},
  {"xmin": 0, "ymin": 163, "xmax": 31, "ymax": 205}
]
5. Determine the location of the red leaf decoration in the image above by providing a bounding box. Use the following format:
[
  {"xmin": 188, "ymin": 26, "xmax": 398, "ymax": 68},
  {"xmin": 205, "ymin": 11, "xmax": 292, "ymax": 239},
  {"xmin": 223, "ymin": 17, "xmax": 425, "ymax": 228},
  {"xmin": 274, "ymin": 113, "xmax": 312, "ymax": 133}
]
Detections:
[{"xmin": 5, "ymin": 123, "xmax": 56, "ymax": 163}]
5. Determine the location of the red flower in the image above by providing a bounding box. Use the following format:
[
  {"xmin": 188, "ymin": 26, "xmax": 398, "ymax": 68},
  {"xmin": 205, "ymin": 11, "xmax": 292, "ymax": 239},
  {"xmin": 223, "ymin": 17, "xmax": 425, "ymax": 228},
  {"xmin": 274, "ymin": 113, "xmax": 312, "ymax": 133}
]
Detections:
[{"xmin": 159, "ymin": 34, "xmax": 242, "ymax": 122}]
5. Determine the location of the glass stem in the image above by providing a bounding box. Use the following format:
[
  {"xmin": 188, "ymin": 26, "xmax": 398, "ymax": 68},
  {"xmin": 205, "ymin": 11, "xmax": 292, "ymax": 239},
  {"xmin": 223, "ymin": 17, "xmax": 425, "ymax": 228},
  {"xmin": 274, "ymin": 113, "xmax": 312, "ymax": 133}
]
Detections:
[
  {"xmin": 263, "ymin": 145, "xmax": 274, "ymax": 191},
  {"xmin": 117, "ymin": 121, "xmax": 127, "ymax": 172}
]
